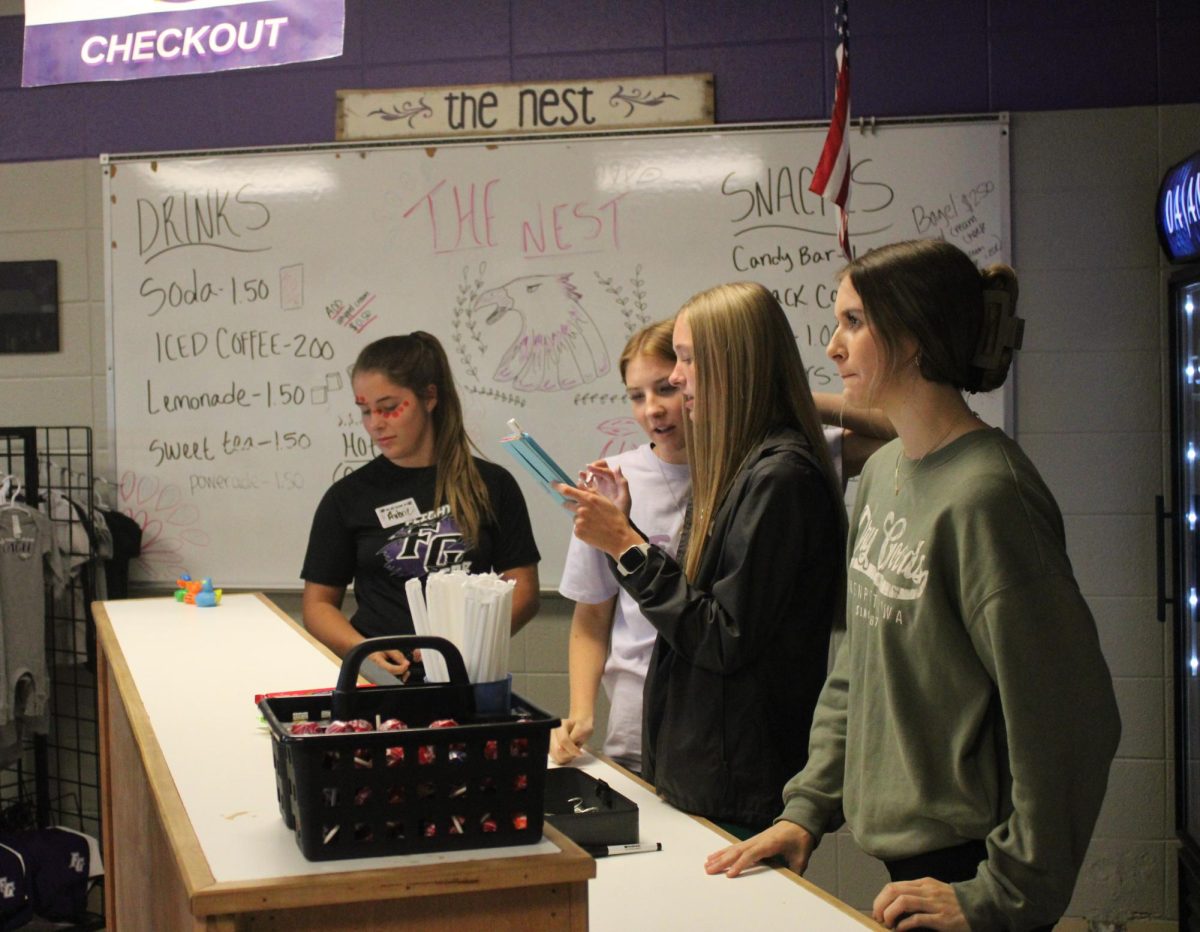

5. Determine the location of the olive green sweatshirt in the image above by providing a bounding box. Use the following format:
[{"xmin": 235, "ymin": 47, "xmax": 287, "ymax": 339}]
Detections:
[{"xmin": 779, "ymin": 428, "xmax": 1120, "ymax": 931}]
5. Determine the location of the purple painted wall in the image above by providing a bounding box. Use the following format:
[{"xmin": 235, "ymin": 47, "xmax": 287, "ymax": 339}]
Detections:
[{"xmin": 0, "ymin": 0, "xmax": 1196, "ymax": 163}]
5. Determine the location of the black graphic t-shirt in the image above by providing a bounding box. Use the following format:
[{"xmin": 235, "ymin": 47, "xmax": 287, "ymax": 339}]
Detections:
[{"xmin": 301, "ymin": 455, "xmax": 540, "ymax": 639}]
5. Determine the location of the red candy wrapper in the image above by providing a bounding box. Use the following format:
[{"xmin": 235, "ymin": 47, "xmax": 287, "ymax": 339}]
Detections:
[
  {"xmin": 289, "ymin": 720, "xmax": 324, "ymax": 736},
  {"xmin": 326, "ymin": 719, "xmax": 373, "ymax": 734},
  {"xmin": 429, "ymin": 718, "xmax": 458, "ymax": 728},
  {"xmin": 381, "ymin": 719, "xmax": 407, "ymax": 766}
]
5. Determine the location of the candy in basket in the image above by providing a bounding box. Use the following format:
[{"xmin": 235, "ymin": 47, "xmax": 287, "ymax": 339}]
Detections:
[{"xmin": 258, "ymin": 635, "xmax": 558, "ymax": 861}]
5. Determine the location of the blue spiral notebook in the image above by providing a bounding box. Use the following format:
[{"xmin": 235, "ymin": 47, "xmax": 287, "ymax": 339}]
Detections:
[{"xmin": 500, "ymin": 419, "xmax": 574, "ymax": 506}]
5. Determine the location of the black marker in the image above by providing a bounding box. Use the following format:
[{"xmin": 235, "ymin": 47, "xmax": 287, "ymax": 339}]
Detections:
[{"xmin": 582, "ymin": 841, "xmax": 662, "ymax": 858}]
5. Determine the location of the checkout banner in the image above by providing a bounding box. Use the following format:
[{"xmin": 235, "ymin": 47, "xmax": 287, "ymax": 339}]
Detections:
[{"xmin": 22, "ymin": 0, "xmax": 344, "ymax": 87}]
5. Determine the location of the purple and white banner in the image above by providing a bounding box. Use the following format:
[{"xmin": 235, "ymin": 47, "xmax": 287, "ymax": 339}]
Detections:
[{"xmin": 22, "ymin": 0, "xmax": 345, "ymax": 87}]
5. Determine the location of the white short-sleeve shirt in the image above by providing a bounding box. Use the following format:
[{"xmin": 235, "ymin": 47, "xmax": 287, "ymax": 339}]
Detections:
[{"xmin": 558, "ymin": 443, "xmax": 690, "ymax": 770}]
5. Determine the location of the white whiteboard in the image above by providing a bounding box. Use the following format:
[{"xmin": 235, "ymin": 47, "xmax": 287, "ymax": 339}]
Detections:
[{"xmin": 103, "ymin": 117, "xmax": 1010, "ymax": 590}]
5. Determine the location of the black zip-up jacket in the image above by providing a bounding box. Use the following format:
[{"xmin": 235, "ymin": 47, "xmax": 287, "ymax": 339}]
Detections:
[{"xmin": 616, "ymin": 427, "xmax": 844, "ymax": 828}]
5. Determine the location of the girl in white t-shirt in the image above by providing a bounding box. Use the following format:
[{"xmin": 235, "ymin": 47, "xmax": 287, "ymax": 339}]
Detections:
[{"xmin": 551, "ymin": 320, "xmax": 688, "ymax": 773}]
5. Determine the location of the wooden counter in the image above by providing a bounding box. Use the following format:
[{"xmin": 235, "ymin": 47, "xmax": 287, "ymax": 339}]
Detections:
[
  {"xmin": 95, "ymin": 593, "xmax": 594, "ymax": 930},
  {"xmin": 96, "ymin": 592, "xmax": 878, "ymax": 931}
]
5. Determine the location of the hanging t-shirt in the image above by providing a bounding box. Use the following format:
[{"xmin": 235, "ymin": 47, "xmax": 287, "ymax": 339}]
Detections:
[
  {"xmin": 0, "ymin": 504, "xmax": 63, "ymax": 729},
  {"xmin": 301, "ymin": 456, "xmax": 539, "ymax": 639},
  {"xmin": 558, "ymin": 443, "xmax": 690, "ymax": 770}
]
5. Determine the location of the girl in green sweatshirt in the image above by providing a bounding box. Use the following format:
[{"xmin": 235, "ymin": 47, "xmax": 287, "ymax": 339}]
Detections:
[{"xmin": 705, "ymin": 239, "xmax": 1120, "ymax": 932}]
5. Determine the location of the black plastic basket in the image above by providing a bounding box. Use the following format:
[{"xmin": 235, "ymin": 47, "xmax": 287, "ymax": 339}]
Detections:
[{"xmin": 258, "ymin": 636, "xmax": 558, "ymax": 861}]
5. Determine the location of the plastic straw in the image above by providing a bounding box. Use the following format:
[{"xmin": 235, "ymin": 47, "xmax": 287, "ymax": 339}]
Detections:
[
  {"xmin": 416, "ymin": 570, "xmax": 515, "ymax": 683},
  {"xmin": 406, "ymin": 576, "xmax": 449, "ymax": 682},
  {"xmin": 463, "ymin": 584, "xmax": 486, "ymax": 682}
]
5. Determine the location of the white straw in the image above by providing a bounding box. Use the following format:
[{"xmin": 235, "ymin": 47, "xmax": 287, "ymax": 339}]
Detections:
[
  {"xmin": 406, "ymin": 576, "xmax": 449, "ymax": 682},
  {"xmin": 415, "ymin": 570, "xmax": 515, "ymax": 684},
  {"xmin": 493, "ymin": 582, "xmax": 513, "ymax": 681},
  {"xmin": 463, "ymin": 583, "xmax": 485, "ymax": 682}
]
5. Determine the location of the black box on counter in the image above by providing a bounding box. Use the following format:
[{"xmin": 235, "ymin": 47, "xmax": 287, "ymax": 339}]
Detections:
[{"xmin": 543, "ymin": 767, "xmax": 639, "ymax": 847}]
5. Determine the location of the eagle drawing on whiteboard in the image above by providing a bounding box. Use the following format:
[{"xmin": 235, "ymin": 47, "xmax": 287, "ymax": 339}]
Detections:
[{"xmin": 473, "ymin": 273, "xmax": 610, "ymax": 392}]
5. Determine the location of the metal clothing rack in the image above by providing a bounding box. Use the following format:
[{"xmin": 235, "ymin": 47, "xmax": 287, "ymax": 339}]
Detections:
[{"xmin": 0, "ymin": 426, "xmax": 105, "ymax": 929}]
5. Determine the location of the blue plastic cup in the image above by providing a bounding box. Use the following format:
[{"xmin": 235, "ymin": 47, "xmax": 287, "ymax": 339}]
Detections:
[{"xmin": 472, "ymin": 674, "xmax": 513, "ymax": 715}]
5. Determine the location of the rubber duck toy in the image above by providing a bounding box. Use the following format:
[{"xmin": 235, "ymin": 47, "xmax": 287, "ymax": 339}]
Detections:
[{"xmin": 174, "ymin": 574, "xmax": 222, "ymax": 606}]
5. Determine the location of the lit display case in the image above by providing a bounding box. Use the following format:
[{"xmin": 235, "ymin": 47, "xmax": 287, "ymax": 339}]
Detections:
[{"xmin": 1159, "ymin": 148, "xmax": 1200, "ymax": 929}]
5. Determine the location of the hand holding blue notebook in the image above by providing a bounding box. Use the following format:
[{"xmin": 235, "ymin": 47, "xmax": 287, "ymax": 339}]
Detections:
[{"xmin": 500, "ymin": 419, "xmax": 575, "ymax": 506}]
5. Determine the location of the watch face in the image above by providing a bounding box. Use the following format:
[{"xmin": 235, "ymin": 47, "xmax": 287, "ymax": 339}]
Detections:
[{"xmin": 620, "ymin": 545, "xmax": 647, "ymax": 572}]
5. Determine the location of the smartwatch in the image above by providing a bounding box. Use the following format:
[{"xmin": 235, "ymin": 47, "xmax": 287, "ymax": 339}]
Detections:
[{"xmin": 616, "ymin": 542, "xmax": 651, "ymax": 576}]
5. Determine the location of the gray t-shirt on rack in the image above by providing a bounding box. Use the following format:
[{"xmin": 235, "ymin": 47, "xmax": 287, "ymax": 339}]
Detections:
[{"xmin": 0, "ymin": 504, "xmax": 62, "ymax": 727}]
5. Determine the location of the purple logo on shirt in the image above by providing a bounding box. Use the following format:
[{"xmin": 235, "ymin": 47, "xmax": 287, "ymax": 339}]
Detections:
[{"xmin": 378, "ymin": 508, "xmax": 468, "ymax": 578}]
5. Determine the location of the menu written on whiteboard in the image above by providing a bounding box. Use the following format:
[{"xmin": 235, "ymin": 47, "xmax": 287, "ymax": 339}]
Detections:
[
  {"xmin": 106, "ymin": 121, "xmax": 1009, "ymax": 588},
  {"xmin": 133, "ymin": 187, "xmax": 320, "ymax": 483}
]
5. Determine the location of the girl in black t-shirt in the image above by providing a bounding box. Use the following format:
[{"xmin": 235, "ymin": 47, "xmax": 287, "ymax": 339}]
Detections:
[{"xmin": 300, "ymin": 332, "xmax": 540, "ymax": 679}]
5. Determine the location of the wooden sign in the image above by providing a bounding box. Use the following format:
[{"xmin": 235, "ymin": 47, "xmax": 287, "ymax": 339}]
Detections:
[{"xmin": 336, "ymin": 73, "xmax": 713, "ymax": 140}]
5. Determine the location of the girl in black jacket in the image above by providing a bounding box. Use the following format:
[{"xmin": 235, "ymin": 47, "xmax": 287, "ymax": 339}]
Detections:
[{"xmin": 562, "ymin": 281, "xmax": 846, "ymax": 833}]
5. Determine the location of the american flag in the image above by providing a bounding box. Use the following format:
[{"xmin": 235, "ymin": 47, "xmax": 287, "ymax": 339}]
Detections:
[{"xmin": 809, "ymin": 0, "xmax": 851, "ymax": 259}]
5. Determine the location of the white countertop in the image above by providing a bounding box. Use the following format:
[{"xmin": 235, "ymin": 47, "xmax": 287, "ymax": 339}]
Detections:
[
  {"xmin": 100, "ymin": 593, "xmax": 560, "ymax": 881},
  {"xmin": 561, "ymin": 755, "xmax": 873, "ymax": 930},
  {"xmin": 101, "ymin": 592, "xmax": 874, "ymax": 929}
]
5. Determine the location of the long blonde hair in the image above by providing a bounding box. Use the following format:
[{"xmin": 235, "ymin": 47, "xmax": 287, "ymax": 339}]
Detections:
[
  {"xmin": 352, "ymin": 332, "xmax": 493, "ymax": 547},
  {"xmin": 680, "ymin": 282, "xmax": 844, "ymax": 580}
]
